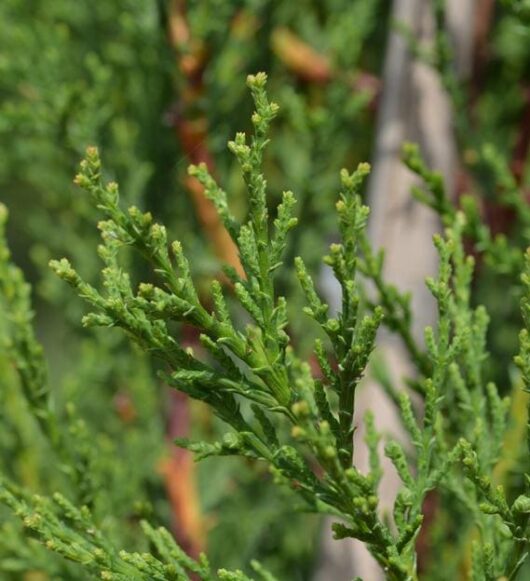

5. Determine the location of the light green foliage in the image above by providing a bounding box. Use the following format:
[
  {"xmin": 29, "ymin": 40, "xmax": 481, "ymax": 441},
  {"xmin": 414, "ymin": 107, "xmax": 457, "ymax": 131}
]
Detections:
[
  {"xmin": 1, "ymin": 1, "xmax": 388, "ymax": 576},
  {"xmin": 0, "ymin": 200, "xmax": 274, "ymax": 580},
  {"xmin": 2, "ymin": 1, "xmax": 530, "ymax": 578},
  {"xmin": 0, "ymin": 479, "xmax": 279, "ymax": 581},
  {"xmin": 0, "ymin": 203, "xmax": 168, "ymax": 578},
  {"xmin": 403, "ymin": 142, "xmax": 528, "ymax": 278},
  {"xmin": 3, "ymin": 67, "xmax": 530, "ymax": 578},
  {"xmin": 47, "ymin": 75, "xmax": 404, "ymax": 577},
  {"xmin": 407, "ymin": 0, "xmax": 530, "ymax": 393}
]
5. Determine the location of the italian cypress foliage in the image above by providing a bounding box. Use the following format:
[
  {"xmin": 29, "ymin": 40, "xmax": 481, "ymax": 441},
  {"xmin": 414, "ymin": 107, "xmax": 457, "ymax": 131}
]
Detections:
[{"xmin": 3, "ymin": 74, "xmax": 530, "ymax": 579}]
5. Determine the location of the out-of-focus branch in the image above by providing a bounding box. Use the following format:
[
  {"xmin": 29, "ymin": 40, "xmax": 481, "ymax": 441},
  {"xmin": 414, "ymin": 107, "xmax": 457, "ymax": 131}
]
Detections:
[
  {"xmin": 471, "ymin": 0, "xmax": 495, "ymax": 99},
  {"xmin": 156, "ymin": 1, "xmax": 215, "ymax": 560},
  {"xmin": 167, "ymin": 0, "xmax": 244, "ymax": 278},
  {"xmin": 511, "ymin": 88, "xmax": 530, "ymax": 186},
  {"xmin": 159, "ymin": 390, "xmax": 205, "ymax": 560},
  {"xmin": 271, "ymin": 28, "xmax": 332, "ymax": 84},
  {"xmin": 271, "ymin": 27, "xmax": 381, "ymax": 105},
  {"xmin": 479, "ymin": 87, "xmax": 530, "ymax": 245}
]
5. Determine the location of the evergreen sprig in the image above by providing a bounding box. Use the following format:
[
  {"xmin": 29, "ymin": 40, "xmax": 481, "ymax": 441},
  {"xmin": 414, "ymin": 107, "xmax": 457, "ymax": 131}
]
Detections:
[
  {"xmin": 47, "ymin": 74, "xmax": 411, "ymax": 578},
  {"xmin": 0, "ymin": 477, "xmax": 278, "ymax": 581},
  {"xmin": 3, "ymin": 73, "xmax": 530, "ymax": 580}
]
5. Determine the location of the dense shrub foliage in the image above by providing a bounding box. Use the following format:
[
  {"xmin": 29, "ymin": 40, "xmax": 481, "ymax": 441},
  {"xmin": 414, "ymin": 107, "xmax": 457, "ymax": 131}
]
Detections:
[{"xmin": 3, "ymin": 2, "xmax": 530, "ymax": 580}]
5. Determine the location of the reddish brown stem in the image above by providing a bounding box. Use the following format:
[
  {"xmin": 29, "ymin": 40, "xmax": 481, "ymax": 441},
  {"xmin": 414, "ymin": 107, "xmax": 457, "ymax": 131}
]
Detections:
[
  {"xmin": 167, "ymin": 0, "xmax": 243, "ymax": 277},
  {"xmin": 511, "ymin": 88, "xmax": 530, "ymax": 187},
  {"xmin": 159, "ymin": 391, "xmax": 204, "ymax": 559}
]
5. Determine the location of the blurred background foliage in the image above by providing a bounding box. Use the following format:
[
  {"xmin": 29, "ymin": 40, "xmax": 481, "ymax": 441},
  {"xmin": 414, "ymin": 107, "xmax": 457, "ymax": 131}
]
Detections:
[{"xmin": 2, "ymin": 0, "xmax": 530, "ymax": 579}]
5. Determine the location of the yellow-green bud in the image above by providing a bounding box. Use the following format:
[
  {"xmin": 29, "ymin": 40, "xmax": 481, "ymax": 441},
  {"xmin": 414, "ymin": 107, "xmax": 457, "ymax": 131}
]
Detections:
[
  {"xmin": 323, "ymin": 446, "xmax": 336, "ymax": 459},
  {"xmin": 291, "ymin": 426, "xmax": 306, "ymax": 439},
  {"xmin": 291, "ymin": 400, "xmax": 310, "ymax": 417}
]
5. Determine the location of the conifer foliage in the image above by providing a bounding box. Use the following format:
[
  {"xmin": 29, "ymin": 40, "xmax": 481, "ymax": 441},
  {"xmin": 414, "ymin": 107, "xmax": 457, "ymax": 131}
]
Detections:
[{"xmin": 2, "ymin": 74, "xmax": 530, "ymax": 580}]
